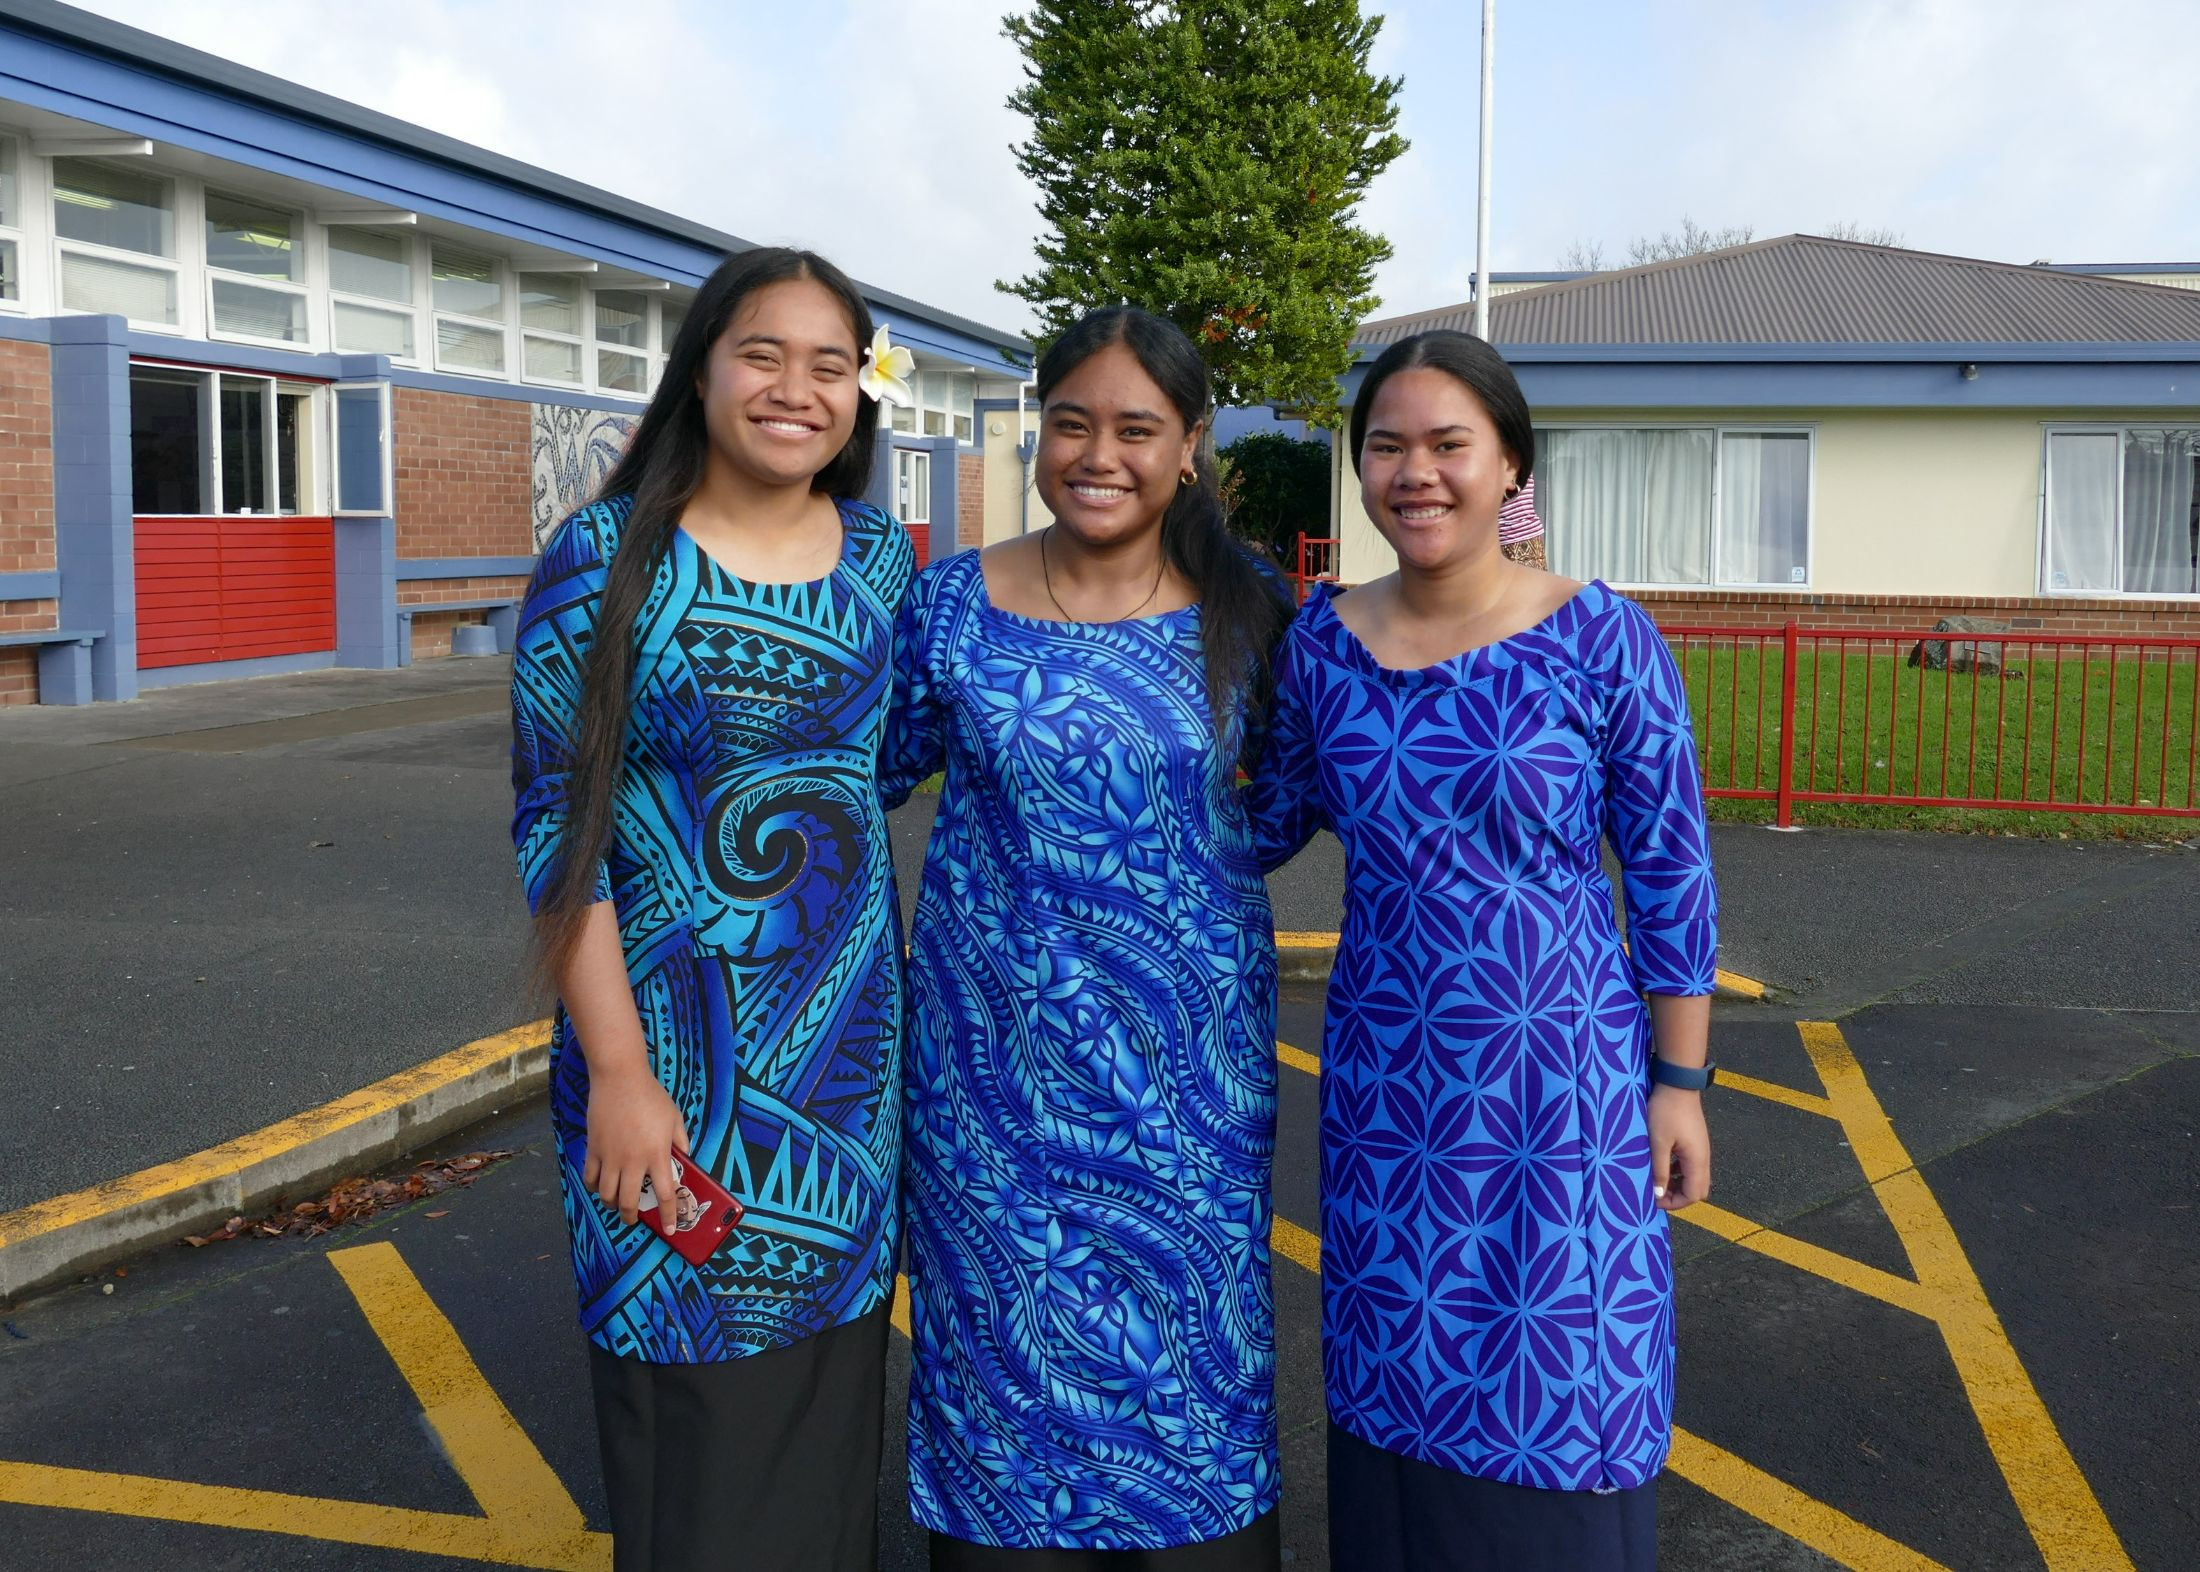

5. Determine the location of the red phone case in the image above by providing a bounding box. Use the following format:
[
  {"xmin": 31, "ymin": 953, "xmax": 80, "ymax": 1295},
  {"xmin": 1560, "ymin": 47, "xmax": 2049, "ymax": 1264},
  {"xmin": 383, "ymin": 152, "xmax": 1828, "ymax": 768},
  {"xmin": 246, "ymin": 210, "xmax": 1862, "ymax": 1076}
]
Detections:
[{"xmin": 637, "ymin": 1152, "xmax": 745, "ymax": 1265}]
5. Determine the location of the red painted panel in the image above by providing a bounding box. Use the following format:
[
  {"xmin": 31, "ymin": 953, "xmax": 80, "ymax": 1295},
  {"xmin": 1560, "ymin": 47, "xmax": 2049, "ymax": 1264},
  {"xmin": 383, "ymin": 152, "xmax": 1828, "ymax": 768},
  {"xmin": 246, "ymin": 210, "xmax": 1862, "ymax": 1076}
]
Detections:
[
  {"xmin": 135, "ymin": 516, "xmax": 338, "ymax": 670},
  {"xmin": 904, "ymin": 523, "xmax": 931, "ymax": 566}
]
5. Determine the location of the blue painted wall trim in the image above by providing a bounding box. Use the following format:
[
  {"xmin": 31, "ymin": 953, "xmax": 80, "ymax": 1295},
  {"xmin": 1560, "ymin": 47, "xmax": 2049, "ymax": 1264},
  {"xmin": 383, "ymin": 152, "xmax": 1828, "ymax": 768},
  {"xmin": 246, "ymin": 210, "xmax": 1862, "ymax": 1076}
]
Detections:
[
  {"xmin": 47, "ymin": 314, "xmax": 135, "ymax": 700},
  {"xmin": 335, "ymin": 516, "xmax": 399, "ymax": 669},
  {"xmin": 127, "ymin": 330, "xmax": 347, "ymax": 379},
  {"xmin": 0, "ymin": 313, "xmax": 52, "ymax": 344},
  {"xmin": 138, "ymin": 649, "xmax": 337, "ymax": 690},
  {"xmin": 1337, "ymin": 353, "xmax": 2200, "ymax": 411},
  {"xmin": 395, "ymin": 556, "xmax": 538, "ymax": 580},
  {"xmin": 922, "ymin": 435, "xmax": 961, "ymax": 554},
  {"xmin": 0, "ymin": 571, "xmax": 61, "ymax": 600}
]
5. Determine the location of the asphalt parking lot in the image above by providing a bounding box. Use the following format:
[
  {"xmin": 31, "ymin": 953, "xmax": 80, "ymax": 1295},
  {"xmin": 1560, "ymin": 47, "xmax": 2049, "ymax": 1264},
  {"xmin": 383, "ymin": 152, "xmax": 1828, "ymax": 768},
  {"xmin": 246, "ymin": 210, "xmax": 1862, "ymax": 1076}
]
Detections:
[{"xmin": 1, "ymin": 658, "xmax": 2194, "ymax": 1570}]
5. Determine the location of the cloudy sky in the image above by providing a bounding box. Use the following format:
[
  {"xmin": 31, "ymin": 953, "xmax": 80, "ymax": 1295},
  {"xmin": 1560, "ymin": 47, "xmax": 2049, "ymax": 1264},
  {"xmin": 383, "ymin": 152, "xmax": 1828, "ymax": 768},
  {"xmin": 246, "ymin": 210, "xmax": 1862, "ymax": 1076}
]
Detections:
[{"xmin": 67, "ymin": 0, "xmax": 2200, "ymax": 334}]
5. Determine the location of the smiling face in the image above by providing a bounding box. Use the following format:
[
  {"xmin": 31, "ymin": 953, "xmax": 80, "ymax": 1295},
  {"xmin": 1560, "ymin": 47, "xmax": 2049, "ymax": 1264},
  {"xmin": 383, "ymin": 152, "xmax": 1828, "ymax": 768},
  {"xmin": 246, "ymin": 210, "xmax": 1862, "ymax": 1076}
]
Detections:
[
  {"xmin": 1357, "ymin": 366, "xmax": 1520, "ymax": 573},
  {"xmin": 696, "ymin": 275, "xmax": 861, "ymax": 492},
  {"xmin": 1035, "ymin": 340, "xmax": 1200, "ymax": 550}
]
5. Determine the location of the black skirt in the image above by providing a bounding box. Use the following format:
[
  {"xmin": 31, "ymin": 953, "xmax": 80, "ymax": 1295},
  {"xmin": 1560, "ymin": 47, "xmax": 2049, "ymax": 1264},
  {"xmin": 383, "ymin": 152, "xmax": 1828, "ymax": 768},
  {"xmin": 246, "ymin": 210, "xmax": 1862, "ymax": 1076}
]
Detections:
[
  {"xmin": 587, "ymin": 1304, "xmax": 890, "ymax": 1572},
  {"xmin": 929, "ymin": 1509, "xmax": 1280, "ymax": 1571},
  {"xmin": 1327, "ymin": 1421, "xmax": 1658, "ymax": 1572}
]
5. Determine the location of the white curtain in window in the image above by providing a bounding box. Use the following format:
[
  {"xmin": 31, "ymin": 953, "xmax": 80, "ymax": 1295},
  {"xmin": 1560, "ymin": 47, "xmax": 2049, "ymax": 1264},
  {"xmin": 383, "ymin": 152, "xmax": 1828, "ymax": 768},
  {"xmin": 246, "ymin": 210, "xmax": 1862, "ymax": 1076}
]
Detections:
[
  {"xmin": 2121, "ymin": 429, "xmax": 2199, "ymax": 595},
  {"xmin": 61, "ymin": 250, "xmax": 176, "ymax": 323},
  {"xmin": 1542, "ymin": 428, "xmax": 1713, "ymax": 584},
  {"xmin": 1718, "ymin": 432, "xmax": 1810, "ymax": 584},
  {"xmin": 2047, "ymin": 432, "xmax": 2119, "ymax": 592}
]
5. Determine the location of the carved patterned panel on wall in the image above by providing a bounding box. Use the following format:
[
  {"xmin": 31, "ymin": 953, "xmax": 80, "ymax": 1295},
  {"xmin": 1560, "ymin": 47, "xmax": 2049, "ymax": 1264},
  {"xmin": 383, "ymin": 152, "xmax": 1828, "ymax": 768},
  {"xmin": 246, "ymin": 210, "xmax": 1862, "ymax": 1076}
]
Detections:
[{"xmin": 531, "ymin": 404, "xmax": 638, "ymax": 548}]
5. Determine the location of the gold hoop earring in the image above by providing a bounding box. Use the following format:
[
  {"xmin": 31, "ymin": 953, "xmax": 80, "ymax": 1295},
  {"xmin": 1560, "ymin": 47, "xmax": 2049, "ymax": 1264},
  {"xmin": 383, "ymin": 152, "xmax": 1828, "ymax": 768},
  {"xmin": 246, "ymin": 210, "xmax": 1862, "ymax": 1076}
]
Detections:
[{"xmin": 1180, "ymin": 469, "xmax": 1196, "ymax": 486}]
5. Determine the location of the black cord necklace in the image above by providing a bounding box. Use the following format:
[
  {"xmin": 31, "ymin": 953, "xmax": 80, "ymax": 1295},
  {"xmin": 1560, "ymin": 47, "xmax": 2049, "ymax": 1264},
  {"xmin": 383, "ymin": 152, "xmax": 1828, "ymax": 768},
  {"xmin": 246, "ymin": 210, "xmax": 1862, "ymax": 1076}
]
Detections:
[{"xmin": 1039, "ymin": 526, "xmax": 1165, "ymax": 623}]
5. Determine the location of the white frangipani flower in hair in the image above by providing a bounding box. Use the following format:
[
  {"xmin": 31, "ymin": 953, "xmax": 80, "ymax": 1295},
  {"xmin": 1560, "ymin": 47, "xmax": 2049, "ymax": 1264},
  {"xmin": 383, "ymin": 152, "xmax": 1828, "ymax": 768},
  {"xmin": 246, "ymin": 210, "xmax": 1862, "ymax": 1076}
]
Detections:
[{"xmin": 858, "ymin": 324, "xmax": 916, "ymax": 406}]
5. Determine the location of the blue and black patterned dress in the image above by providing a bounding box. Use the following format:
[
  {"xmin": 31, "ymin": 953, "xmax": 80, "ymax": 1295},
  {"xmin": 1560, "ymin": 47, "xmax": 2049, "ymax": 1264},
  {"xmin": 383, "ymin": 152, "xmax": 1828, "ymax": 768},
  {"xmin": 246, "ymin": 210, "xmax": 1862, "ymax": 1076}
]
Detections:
[
  {"xmin": 511, "ymin": 493, "xmax": 914, "ymax": 1363},
  {"xmin": 879, "ymin": 549, "xmax": 1281, "ymax": 1550},
  {"xmin": 1249, "ymin": 580, "xmax": 1718, "ymax": 1494}
]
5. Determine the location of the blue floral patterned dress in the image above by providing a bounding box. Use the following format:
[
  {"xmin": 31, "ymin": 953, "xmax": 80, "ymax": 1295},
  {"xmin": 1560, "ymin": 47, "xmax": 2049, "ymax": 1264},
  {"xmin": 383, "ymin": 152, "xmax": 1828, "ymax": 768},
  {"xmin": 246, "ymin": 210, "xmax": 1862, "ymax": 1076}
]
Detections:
[
  {"xmin": 879, "ymin": 549, "xmax": 1280, "ymax": 1550},
  {"xmin": 511, "ymin": 494, "xmax": 914, "ymax": 1363},
  {"xmin": 1249, "ymin": 580, "xmax": 1718, "ymax": 1493}
]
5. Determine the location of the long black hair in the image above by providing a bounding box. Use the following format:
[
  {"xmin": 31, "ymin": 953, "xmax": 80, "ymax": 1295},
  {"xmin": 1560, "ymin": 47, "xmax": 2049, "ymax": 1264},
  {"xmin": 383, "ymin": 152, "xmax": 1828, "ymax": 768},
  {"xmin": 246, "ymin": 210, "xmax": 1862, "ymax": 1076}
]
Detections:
[
  {"xmin": 1036, "ymin": 306, "xmax": 1293, "ymax": 763},
  {"xmin": 531, "ymin": 247, "xmax": 878, "ymax": 982},
  {"xmin": 1349, "ymin": 330, "xmax": 1535, "ymax": 487}
]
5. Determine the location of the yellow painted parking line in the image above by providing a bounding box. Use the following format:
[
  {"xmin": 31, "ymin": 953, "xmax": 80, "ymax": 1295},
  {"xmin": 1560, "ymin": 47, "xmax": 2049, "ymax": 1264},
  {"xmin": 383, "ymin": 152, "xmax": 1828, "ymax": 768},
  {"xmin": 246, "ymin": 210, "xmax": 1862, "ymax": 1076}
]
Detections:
[
  {"xmin": 1273, "ymin": 1027, "xmax": 2134, "ymax": 1572},
  {"xmin": 0, "ymin": 1242, "xmax": 609, "ymax": 1570},
  {"xmin": 1666, "ymin": 1430, "xmax": 1954, "ymax": 1572},
  {"xmin": 1276, "ymin": 1039, "xmax": 1321, "ymax": 1077},
  {"xmin": 1792, "ymin": 1023, "xmax": 2133, "ymax": 1572},
  {"xmin": 1273, "ymin": 931, "xmax": 1337, "ymax": 948},
  {"xmin": 1678, "ymin": 1202, "xmax": 1937, "ymax": 1318},
  {"xmin": 0, "ymin": 1022, "xmax": 550, "ymax": 1250},
  {"xmin": 892, "ymin": 1273, "xmax": 912, "ymax": 1339}
]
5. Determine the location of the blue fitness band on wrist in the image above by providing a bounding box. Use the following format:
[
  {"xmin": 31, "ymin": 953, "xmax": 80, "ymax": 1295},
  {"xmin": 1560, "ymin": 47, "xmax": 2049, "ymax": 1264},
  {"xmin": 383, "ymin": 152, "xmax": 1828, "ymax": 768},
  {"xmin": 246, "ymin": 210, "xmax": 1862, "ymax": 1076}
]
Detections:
[{"xmin": 1650, "ymin": 1058, "xmax": 1717, "ymax": 1091}]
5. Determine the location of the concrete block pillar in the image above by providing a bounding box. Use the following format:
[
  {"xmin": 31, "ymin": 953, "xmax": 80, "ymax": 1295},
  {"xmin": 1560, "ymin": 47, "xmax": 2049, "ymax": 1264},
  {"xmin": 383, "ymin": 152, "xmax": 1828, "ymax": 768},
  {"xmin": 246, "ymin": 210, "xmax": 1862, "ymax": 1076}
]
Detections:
[
  {"xmin": 334, "ymin": 515, "xmax": 400, "ymax": 668},
  {"xmin": 48, "ymin": 315, "xmax": 136, "ymax": 700}
]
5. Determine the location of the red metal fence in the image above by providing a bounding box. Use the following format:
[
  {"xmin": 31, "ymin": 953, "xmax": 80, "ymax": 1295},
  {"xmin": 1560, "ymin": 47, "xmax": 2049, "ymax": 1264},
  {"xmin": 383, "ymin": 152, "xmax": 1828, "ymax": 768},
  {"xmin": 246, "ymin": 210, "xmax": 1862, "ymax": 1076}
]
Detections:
[
  {"xmin": 1291, "ymin": 534, "xmax": 1340, "ymax": 602},
  {"xmin": 1668, "ymin": 622, "xmax": 2200, "ymax": 825}
]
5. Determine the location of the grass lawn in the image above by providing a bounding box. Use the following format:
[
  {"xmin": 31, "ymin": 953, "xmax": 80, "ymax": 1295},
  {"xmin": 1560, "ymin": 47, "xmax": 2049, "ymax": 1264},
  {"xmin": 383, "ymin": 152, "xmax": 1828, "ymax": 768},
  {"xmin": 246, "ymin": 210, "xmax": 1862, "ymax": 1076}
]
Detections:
[{"xmin": 1673, "ymin": 638, "xmax": 2200, "ymax": 843}]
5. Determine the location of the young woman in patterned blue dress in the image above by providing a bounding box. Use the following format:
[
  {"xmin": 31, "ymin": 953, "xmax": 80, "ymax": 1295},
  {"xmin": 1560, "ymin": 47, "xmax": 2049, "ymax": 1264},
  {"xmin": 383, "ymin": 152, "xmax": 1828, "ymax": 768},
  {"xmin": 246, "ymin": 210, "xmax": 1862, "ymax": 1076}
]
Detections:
[
  {"xmin": 879, "ymin": 307, "xmax": 1296, "ymax": 1569},
  {"xmin": 1249, "ymin": 331, "xmax": 1720, "ymax": 1572},
  {"xmin": 510, "ymin": 248, "xmax": 914, "ymax": 1571}
]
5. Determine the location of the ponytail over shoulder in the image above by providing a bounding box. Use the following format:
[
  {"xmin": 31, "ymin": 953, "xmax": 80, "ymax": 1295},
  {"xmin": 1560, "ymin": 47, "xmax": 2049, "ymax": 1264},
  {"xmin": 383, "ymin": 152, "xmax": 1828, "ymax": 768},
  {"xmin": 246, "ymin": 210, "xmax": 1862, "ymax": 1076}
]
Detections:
[{"xmin": 528, "ymin": 248, "xmax": 878, "ymax": 987}]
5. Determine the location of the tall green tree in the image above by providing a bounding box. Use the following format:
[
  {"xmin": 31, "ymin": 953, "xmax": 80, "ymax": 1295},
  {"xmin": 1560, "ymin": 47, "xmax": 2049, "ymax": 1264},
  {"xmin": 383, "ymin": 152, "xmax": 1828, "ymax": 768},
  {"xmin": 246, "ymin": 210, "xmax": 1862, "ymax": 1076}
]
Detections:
[{"xmin": 1001, "ymin": 0, "xmax": 1405, "ymax": 421}]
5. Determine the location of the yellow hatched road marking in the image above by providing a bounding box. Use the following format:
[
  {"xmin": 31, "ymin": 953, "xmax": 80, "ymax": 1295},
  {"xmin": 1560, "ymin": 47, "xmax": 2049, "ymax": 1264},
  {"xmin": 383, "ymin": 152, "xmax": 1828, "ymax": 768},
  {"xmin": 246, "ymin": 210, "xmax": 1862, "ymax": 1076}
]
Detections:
[
  {"xmin": 1273, "ymin": 1030, "xmax": 2134, "ymax": 1572},
  {"xmin": 0, "ymin": 1241, "xmax": 609, "ymax": 1570}
]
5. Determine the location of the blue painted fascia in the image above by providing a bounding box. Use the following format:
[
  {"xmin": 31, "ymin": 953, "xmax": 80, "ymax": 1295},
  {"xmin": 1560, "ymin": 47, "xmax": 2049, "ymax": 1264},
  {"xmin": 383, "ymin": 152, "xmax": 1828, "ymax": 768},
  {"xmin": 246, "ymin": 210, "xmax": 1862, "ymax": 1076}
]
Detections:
[
  {"xmin": 0, "ymin": 9, "xmax": 1030, "ymax": 369},
  {"xmin": 1338, "ymin": 342, "xmax": 2200, "ymax": 411},
  {"xmin": 396, "ymin": 556, "xmax": 537, "ymax": 580},
  {"xmin": 0, "ymin": 313, "xmax": 51, "ymax": 344},
  {"xmin": 126, "ymin": 330, "xmax": 347, "ymax": 378},
  {"xmin": 2050, "ymin": 263, "xmax": 2200, "ymax": 275},
  {"xmin": 1352, "ymin": 338, "xmax": 2200, "ymax": 364},
  {"xmin": 0, "ymin": 570, "xmax": 60, "ymax": 600}
]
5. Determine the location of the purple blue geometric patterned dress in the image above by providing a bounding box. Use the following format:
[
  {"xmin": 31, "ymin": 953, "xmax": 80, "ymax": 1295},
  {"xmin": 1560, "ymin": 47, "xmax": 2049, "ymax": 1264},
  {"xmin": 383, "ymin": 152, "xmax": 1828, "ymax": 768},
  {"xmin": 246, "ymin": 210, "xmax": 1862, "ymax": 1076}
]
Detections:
[{"xmin": 1248, "ymin": 579, "xmax": 1718, "ymax": 1492}]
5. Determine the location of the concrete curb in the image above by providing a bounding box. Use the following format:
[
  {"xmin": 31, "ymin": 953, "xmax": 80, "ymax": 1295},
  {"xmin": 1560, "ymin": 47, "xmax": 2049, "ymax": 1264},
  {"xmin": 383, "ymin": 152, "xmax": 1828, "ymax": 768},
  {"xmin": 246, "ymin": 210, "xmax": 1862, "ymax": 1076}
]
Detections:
[{"xmin": 0, "ymin": 1021, "xmax": 550, "ymax": 1305}]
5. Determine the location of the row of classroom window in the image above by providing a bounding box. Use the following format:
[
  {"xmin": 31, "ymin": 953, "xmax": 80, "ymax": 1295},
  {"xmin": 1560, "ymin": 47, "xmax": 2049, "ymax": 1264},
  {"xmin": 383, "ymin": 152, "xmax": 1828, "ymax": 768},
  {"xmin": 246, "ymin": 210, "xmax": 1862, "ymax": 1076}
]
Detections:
[
  {"xmin": 0, "ymin": 137, "xmax": 983, "ymax": 437},
  {"xmin": 118, "ymin": 362, "xmax": 2200, "ymax": 600},
  {"xmin": 1536, "ymin": 426, "xmax": 2198, "ymax": 597}
]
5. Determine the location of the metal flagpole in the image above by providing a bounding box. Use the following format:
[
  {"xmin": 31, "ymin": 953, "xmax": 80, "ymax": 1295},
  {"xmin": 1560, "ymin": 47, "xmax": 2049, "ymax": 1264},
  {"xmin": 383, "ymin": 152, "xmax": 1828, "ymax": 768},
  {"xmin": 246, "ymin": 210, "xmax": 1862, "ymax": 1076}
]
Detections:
[{"xmin": 1473, "ymin": 0, "xmax": 1495, "ymax": 340}]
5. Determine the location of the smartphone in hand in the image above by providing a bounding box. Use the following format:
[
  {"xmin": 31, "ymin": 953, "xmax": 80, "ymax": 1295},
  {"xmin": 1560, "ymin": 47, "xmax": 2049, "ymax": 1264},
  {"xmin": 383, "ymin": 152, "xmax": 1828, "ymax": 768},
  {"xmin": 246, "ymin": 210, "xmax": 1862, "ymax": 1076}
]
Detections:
[{"xmin": 636, "ymin": 1152, "xmax": 744, "ymax": 1265}]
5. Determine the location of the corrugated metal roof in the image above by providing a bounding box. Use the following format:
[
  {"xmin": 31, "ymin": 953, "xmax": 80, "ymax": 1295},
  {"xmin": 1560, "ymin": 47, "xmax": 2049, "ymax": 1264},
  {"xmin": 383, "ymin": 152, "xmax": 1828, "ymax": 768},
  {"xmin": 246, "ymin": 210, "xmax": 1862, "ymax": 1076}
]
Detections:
[{"xmin": 1358, "ymin": 235, "xmax": 2200, "ymax": 348}]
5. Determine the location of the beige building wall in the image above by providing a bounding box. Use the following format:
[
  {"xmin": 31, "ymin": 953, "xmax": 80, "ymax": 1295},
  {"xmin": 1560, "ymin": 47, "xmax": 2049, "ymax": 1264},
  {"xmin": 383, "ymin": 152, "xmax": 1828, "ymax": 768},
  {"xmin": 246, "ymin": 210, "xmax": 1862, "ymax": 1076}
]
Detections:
[
  {"xmin": 1331, "ymin": 406, "xmax": 2196, "ymax": 597},
  {"xmin": 981, "ymin": 402, "xmax": 1050, "ymax": 546},
  {"xmin": 1332, "ymin": 440, "xmax": 1393, "ymax": 584}
]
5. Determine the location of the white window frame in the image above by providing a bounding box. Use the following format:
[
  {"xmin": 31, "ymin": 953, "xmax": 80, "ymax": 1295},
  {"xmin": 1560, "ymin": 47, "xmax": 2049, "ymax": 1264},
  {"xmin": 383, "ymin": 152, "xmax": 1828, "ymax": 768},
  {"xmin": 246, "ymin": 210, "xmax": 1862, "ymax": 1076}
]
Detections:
[
  {"xmin": 592, "ymin": 286, "xmax": 652, "ymax": 398},
  {"xmin": 518, "ymin": 271, "xmax": 588, "ymax": 389},
  {"xmin": 326, "ymin": 226, "xmax": 422, "ymax": 365},
  {"xmin": 128, "ymin": 360, "xmax": 329, "ymax": 518},
  {"xmin": 0, "ymin": 132, "xmax": 26, "ymax": 313},
  {"xmin": 2040, "ymin": 422, "xmax": 2200, "ymax": 601},
  {"xmin": 51, "ymin": 156, "xmax": 185, "ymax": 333},
  {"xmin": 332, "ymin": 380, "xmax": 394, "ymax": 516},
  {"xmin": 1535, "ymin": 420, "xmax": 1817, "ymax": 591},
  {"xmin": 429, "ymin": 243, "xmax": 510, "ymax": 379},
  {"xmin": 202, "ymin": 186, "xmax": 313, "ymax": 351},
  {"xmin": 894, "ymin": 447, "xmax": 932, "ymax": 525}
]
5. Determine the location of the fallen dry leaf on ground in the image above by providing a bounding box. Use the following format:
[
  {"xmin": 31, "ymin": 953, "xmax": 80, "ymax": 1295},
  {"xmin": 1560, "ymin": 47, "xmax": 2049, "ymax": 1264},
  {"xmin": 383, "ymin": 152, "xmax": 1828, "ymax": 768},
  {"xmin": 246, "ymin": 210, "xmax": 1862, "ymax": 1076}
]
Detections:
[{"xmin": 179, "ymin": 1151, "xmax": 515, "ymax": 1247}]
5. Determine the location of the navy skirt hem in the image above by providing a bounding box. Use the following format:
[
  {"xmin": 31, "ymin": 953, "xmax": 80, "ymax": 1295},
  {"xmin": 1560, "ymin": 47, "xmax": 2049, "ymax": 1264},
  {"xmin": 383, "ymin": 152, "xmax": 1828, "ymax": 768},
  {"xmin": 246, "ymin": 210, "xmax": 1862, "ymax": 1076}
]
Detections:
[{"xmin": 1327, "ymin": 1420, "xmax": 1657, "ymax": 1572}]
